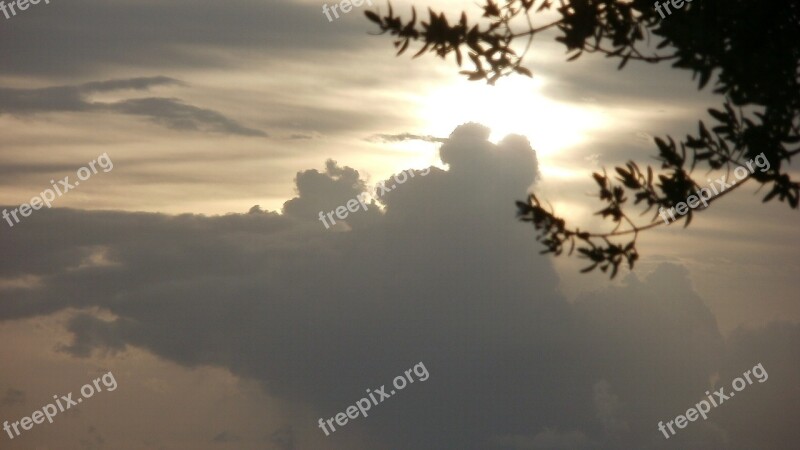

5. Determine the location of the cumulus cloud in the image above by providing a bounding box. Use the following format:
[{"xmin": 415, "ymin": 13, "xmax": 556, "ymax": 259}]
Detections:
[
  {"xmin": 0, "ymin": 124, "xmax": 797, "ymax": 449},
  {"xmin": 281, "ymin": 158, "xmax": 380, "ymax": 228}
]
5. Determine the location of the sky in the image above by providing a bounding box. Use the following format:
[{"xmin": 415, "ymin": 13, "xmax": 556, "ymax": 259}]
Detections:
[{"xmin": 0, "ymin": 0, "xmax": 798, "ymax": 449}]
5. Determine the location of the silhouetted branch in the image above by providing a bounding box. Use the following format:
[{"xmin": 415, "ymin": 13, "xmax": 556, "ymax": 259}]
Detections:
[{"xmin": 368, "ymin": 0, "xmax": 800, "ymax": 278}]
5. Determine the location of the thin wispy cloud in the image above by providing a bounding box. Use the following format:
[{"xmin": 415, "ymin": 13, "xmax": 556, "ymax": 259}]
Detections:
[
  {"xmin": 0, "ymin": 77, "xmax": 266, "ymax": 136},
  {"xmin": 365, "ymin": 132, "xmax": 448, "ymax": 144}
]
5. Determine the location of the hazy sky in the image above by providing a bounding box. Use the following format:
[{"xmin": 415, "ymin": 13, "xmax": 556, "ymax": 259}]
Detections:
[{"xmin": 0, "ymin": 1, "xmax": 798, "ymax": 449}]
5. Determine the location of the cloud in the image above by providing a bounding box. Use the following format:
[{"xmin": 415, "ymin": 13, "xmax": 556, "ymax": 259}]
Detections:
[
  {"xmin": 212, "ymin": 431, "xmax": 242, "ymax": 443},
  {"xmin": 0, "ymin": 0, "xmax": 369, "ymax": 77},
  {"xmin": 0, "ymin": 123, "xmax": 797, "ymax": 449},
  {"xmin": 0, "ymin": 387, "xmax": 25, "ymax": 406},
  {"xmin": 0, "ymin": 77, "xmax": 266, "ymax": 136},
  {"xmin": 102, "ymin": 97, "xmax": 267, "ymax": 137},
  {"xmin": 281, "ymin": 159, "xmax": 382, "ymax": 229},
  {"xmin": 365, "ymin": 132, "xmax": 448, "ymax": 144},
  {"xmin": 0, "ymin": 77, "xmax": 180, "ymax": 114},
  {"xmin": 57, "ymin": 313, "xmax": 132, "ymax": 358}
]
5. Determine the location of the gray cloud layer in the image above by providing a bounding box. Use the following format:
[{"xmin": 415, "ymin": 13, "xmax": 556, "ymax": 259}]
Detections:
[
  {"xmin": 1, "ymin": 124, "xmax": 797, "ymax": 449},
  {"xmin": 0, "ymin": 0, "xmax": 370, "ymax": 77}
]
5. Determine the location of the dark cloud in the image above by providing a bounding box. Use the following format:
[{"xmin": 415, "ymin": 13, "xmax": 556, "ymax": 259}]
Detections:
[
  {"xmin": 0, "ymin": 124, "xmax": 796, "ymax": 449},
  {"xmin": 0, "ymin": 77, "xmax": 266, "ymax": 136},
  {"xmin": 0, "ymin": 387, "xmax": 25, "ymax": 406},
  {"xmin": 103, "ymin": 97, "xmax": 267, "ymax": 137},
  {"xmin": 57, "ymin": 313, "xmax": 132, "ymax": 358},
  {"xmin": 281, "ymin": 158, "xmax": 382, "ymax": 229},
  {"xmin": 0, "ymin": 77, "xmax": 180, "ymax": 114}
]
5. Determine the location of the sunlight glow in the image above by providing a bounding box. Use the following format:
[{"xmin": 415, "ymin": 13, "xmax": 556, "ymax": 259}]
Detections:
[{"xmin": 418, "ymin": 74, "xmax": 609, "ymax": 160}]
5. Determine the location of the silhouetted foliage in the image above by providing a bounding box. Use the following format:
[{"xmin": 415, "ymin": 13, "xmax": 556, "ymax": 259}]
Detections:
[{"xmin": 367, "ymin": 0, "xmax": 800, "ymax": 277}]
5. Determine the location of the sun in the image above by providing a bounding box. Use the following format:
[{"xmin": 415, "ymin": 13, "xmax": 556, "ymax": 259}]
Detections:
[{"xmin": 416, "ymin": 73, "xmax": 609, "ymax": 160}]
